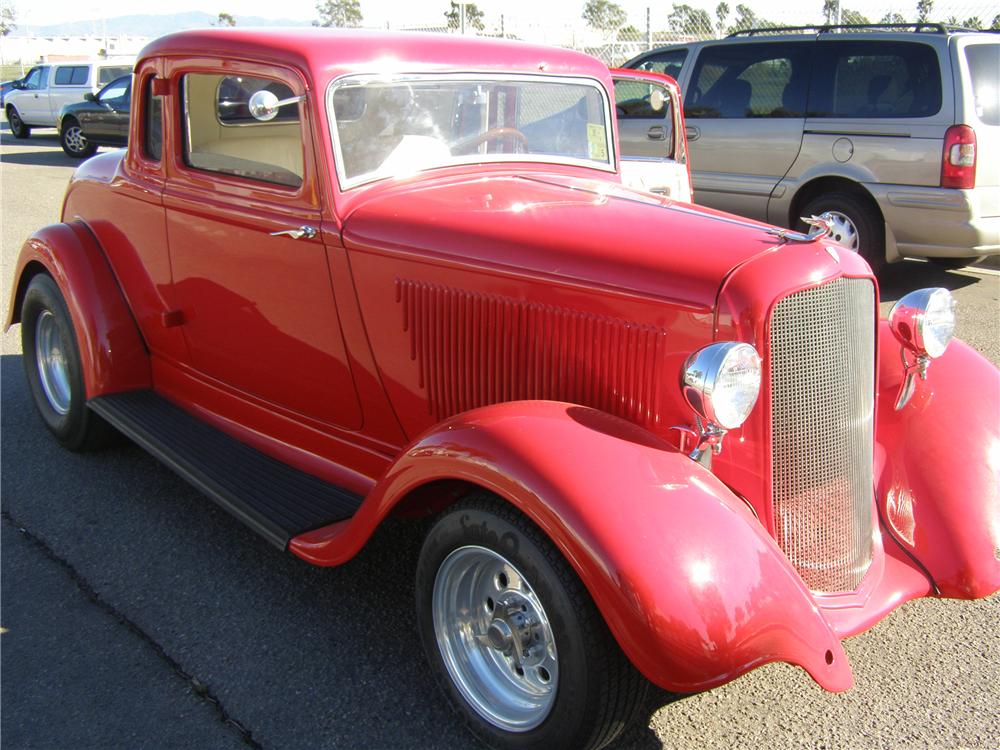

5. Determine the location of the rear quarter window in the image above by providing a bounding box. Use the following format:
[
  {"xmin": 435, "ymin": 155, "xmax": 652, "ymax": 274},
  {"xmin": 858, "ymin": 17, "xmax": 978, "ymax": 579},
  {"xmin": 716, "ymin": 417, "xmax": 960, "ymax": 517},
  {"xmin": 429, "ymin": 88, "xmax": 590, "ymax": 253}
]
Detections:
[
  {"xmin": 809, "ymin": 41, "xmax": 942, "ymax": 118},
  {"xmin": 964, "ymin": 44, "xmax": 999, "ymax": 126}
]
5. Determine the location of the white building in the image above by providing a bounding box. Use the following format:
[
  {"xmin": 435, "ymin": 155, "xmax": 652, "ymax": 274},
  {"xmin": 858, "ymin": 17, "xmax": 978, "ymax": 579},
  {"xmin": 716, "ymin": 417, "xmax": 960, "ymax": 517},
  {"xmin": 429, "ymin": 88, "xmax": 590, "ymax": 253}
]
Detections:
[{"xmin": 0, "ymin": 35, "xmax": 148, "ymax": 66}]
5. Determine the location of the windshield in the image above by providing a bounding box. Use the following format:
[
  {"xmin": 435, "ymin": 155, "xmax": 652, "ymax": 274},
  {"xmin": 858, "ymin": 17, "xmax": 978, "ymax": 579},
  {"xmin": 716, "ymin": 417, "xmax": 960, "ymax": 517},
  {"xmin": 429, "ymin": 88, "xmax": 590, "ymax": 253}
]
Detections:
[{"xmin": 329, "ymin": 74, "xmax": 614, "ymax": 188}]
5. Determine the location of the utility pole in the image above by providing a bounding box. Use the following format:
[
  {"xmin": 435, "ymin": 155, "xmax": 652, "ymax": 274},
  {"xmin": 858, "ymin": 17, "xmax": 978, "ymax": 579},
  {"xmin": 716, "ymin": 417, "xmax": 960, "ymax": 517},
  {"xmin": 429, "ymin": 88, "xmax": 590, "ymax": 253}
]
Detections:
[
  {"xmin": 646, "ymin": 7, "xmax": 652, "ymax": 50},
  {"xmin": 460, "ymin": 3, "xmax": 466, "ymax": 34}
]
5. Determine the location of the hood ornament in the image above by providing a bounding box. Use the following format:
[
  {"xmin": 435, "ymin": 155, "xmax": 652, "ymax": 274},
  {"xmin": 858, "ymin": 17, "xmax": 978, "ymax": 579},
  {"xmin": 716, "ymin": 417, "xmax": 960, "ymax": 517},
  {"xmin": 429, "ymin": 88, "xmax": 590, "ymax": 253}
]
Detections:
[{"xmin": 767, "ymin": 213, "xmax": 834, "ymax": 243}]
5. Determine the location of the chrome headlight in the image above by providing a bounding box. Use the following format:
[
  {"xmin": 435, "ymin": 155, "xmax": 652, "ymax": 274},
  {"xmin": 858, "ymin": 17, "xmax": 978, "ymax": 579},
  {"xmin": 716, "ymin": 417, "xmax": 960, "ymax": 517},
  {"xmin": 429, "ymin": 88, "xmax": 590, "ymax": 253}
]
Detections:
[
  {"xmin": 889, "ymin": 288, "xmax": 956, "ymax": 359},
  {"xmin": 681, "ymin": 342, "xmax": 762, "ymax": 430}
]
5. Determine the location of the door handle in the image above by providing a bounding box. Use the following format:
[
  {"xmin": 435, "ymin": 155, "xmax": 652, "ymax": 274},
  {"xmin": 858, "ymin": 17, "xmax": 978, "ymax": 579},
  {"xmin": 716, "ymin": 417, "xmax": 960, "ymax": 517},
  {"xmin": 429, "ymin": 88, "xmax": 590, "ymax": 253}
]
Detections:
[
  {"xmin": 685, "ymin": 126, "xmax": 700, "ymax": 141},
  {"xmin": 647, "ymin": 125, "xmax": 667, "ymax": 140},
  {"xmin": 270, "ymin": 225, "xmax": 317, "ymax": 240}
]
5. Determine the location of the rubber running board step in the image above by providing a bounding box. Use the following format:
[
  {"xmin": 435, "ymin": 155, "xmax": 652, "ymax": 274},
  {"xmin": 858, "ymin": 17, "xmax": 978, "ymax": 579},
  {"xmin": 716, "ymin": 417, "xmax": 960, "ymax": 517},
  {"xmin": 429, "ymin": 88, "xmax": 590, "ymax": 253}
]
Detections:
[{"xmin": 89, "ymin": 390, "xmax": 364, "ymax": 549}]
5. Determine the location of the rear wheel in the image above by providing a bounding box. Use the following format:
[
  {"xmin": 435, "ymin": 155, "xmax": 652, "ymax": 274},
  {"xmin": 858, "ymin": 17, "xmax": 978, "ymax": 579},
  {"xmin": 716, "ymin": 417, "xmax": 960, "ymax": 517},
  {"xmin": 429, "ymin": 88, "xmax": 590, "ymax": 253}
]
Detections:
[
  {"xmin": 60, "ymin": 117, "xmax": 97, "ymax": 158},
  {"xmin": 21, "ymin": 274, "xmax": 114, "ymax": 451},
  {"xmin": 7, "ymin": 106, "xmax": 30, "ymax": 138},
  {"xmin": 416, "ymin": 494, "xmax": 647, "ymax": 750},
  {"xmin": 799, "ymin": 191, "xmax": 885, "ymax": 274}
]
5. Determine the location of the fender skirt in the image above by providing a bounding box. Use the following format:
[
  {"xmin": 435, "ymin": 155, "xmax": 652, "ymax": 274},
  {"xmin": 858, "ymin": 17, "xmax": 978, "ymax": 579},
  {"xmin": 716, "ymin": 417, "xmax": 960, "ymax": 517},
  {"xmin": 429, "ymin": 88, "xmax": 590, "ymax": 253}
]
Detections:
[
  {"xmin": 876, "ymin": 321, "xmax": 1000, "ymax": 599},
  {"xmin": 6, "ymin": 222, "xmax": 150, "ymax": 397},
  {"xmin": 291, "ymin": 401, "xmax": 852, "ymax": 693}
]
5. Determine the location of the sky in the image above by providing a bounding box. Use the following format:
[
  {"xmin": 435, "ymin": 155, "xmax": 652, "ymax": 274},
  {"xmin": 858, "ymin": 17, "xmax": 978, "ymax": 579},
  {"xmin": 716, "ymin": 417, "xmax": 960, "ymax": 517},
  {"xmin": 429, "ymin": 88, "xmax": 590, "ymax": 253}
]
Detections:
[{"xmin": 10, "ymin": 0, "xmax": 836, "ymax": 31}]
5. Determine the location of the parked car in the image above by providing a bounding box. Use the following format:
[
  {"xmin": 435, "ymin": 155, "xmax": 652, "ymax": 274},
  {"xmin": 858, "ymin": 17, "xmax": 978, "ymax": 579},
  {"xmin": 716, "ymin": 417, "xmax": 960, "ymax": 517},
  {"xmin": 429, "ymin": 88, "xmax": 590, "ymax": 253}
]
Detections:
[
  {"xmin": 612, "ymin": 68, "xmax": 692, "ymax": 201},
  {"xmin": 625, "ymin": 24, "xmax": 1000, "ymax": 271},
  {"xmin": 1, "ymin": 76, "xmax": 24, "ymax": 107},
  {"xmin": 7, "ymin": 29, "xmax": 999, "ymax": 750},
  {"xmin": 58, "ymin": 74, "xmax": 132, "ymax": 158},
  {"xmin": 5, "ymin": 58, "xmax": 134, "ymax": 139}
]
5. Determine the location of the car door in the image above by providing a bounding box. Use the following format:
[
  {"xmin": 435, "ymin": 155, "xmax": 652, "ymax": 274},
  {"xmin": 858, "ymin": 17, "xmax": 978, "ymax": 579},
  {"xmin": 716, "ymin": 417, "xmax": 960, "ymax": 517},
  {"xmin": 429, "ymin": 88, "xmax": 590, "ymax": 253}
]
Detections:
[
  {"xmin": 79, "ymin": 75, "xmax": 131, "ymax": 144},
  {"xmin": 163, "ymin": 65, "xmax": 363, "ymax": 430},
  {"xmin": 13, "ymin": 65, "xmax": 50, "ymax": 123},
  {"xmin": 682, "ymin": 41, "xmax": 811, "ymax": 221},
  {"xmin": 612, "ymin": 69, "xmax": 691, "ymax": 202}
]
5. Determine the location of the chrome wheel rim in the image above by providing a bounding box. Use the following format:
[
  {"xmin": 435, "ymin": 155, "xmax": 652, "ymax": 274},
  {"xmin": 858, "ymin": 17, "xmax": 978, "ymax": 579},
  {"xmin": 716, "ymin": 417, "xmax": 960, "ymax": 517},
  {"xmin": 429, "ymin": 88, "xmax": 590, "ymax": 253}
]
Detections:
[
  {"xmin": 64, "ymin": 124, "xmax": 87, "ymax": 153},
  {"xmin": 824, "ymin": 210, "xmax": 860, "ymax": 252},
  {"xmin": 35, "ymin": 310, "xmax": 72, "ymax": 415},
  {"xmin": 432, "ymin": 545, "xmax": 558, "ymax": 732}
]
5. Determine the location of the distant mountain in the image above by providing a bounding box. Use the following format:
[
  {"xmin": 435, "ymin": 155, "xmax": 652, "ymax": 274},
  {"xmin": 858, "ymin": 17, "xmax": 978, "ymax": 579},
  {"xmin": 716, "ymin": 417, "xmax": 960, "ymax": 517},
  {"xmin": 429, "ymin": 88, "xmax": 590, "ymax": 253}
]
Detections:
[{"xmin": 12, "ymin": 11, "xmax": 312, "ymax": 38}]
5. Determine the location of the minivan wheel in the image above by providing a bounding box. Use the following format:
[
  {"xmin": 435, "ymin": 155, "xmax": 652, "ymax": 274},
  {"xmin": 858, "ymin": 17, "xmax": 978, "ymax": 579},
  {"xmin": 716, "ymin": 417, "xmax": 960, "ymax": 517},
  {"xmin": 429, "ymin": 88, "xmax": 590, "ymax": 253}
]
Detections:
[
  {"xmin": 799, "ymin": 192, "xmax": 885, "ymax": 274},
  {"xmin": 416, "ymin": 494, "xmax": 648, "ymax": 750}
]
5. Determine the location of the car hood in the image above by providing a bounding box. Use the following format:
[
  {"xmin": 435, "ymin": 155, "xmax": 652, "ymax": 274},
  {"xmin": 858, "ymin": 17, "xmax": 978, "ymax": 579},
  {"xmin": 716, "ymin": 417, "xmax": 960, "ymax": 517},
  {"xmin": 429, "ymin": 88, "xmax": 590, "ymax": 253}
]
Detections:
[{"xmin": 342, "ymin": 172, "xmax": 783, "ymax": 310}]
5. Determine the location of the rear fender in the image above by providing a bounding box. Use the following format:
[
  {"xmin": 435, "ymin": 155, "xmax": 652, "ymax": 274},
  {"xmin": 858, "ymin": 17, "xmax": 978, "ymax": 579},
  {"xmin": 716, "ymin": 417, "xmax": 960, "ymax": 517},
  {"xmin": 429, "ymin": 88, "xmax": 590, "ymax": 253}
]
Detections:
[
  {"xmin": 876, "ymin": 321, "xmax": 1000, "ymax": 599},
  {"xmin": 291, "ymin": 401, "xmax": 851, "ymax": 693},
  {"xmin": 6, "ymin": 222, "xmax": 150, "ymax": 397}
]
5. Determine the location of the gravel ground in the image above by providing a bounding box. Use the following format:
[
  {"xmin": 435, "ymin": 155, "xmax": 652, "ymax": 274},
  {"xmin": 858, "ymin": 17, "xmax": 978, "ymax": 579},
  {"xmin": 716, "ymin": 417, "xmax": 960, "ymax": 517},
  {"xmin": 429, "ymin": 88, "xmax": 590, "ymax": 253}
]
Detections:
[{"xmin": 2, "ymin": 126, "xmax": 998, "ymax": 750}]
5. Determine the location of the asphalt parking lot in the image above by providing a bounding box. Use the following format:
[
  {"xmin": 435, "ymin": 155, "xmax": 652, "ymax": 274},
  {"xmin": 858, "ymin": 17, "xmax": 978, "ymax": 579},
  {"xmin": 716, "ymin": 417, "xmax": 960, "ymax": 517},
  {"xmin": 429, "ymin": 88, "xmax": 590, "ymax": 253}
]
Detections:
[{"xmin": 1, "ymin": 127, "xmax": 998, "ymax": 750}]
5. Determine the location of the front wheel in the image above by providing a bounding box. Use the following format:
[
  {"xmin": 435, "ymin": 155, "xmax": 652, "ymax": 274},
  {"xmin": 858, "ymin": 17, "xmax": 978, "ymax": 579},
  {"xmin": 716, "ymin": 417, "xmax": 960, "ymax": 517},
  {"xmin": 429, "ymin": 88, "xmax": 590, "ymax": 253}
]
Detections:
[
  {"xmin": 21, "ymin": 274, "xmax": 114, "ymax": 451},
  {"xmin": 7, "ymin": 106, "xmax": 30, "ymax": 138},
  {"xmin": 60, "ymin": 117, "xmax": 97, "ymax": 158},
  {"xmin": 416, "ymin": 494, "xmax": 647, "ymax": 750},
  {"xmin": 799, "ymin": 191, "xmax": 885, "ymax": 274}
]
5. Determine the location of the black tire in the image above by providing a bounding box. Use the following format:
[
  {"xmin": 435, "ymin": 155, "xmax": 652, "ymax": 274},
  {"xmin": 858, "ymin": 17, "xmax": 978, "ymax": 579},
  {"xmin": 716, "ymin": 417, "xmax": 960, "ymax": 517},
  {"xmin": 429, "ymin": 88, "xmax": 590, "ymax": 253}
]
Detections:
[
  {"xmin": 60, "ymin": 117, "xmax": 97, "ymax": 158},
  {"xmin": 7, "ymin": 105, "xmax": 30, "ymax": 138},
  {"xmin": 416, "ymin": 493, "xmax": 647, "ymax": 750},
  {"xmin": 928, "ymin": 256, "xmax": 984, "ymax": 270},
  {"xmin": 799, "ymin": 191, "xmax": 885, "ymax": 275},
  {"xmin": 21, "ymin": 274, "xmax": 114, "ymax": 451}
]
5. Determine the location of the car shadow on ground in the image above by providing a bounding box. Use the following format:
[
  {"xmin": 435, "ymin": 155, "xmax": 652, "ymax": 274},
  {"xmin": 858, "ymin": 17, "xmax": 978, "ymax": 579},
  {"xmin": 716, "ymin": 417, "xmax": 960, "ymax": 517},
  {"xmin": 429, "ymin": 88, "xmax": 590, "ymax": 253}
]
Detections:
[{"xmin": 878, "ymin": 259, "xmax": 984, "ymax": 303}]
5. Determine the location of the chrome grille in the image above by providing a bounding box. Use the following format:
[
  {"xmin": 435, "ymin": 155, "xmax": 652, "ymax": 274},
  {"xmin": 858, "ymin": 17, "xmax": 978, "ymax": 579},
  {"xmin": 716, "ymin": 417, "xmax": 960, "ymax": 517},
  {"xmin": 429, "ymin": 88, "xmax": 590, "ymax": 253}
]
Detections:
[{"xmin": 770, "ymin": 277, "xmax": 875, "ymax": 593}]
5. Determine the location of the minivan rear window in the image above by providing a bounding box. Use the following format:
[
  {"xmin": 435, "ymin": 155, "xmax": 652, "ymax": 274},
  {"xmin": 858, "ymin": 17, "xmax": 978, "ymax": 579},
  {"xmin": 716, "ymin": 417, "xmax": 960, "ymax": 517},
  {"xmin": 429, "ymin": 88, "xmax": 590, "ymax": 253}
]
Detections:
[
  {"xmin": 809, "ymin": 42, "xmax": 941, "ymax": 118},
  {"xmin": 964, "ymin": 44, "xmax": 999, "ymax": 126}
]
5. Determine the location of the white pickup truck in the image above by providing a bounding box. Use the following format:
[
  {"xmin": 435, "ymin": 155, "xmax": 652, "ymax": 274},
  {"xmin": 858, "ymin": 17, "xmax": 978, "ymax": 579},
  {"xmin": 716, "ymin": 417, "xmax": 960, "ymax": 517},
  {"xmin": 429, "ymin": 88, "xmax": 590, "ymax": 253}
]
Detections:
[{"xmin": 5, "ymin": 59, "xmax": 133, "ymax": 138}]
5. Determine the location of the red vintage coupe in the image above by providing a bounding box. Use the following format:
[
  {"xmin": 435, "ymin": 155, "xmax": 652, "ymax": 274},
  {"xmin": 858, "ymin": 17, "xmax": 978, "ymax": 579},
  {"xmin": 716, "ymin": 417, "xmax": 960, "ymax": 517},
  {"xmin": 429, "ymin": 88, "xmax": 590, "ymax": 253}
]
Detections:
[{"xmin": 7, "ymin": 29, "xmax": 999, "ymax": 750}]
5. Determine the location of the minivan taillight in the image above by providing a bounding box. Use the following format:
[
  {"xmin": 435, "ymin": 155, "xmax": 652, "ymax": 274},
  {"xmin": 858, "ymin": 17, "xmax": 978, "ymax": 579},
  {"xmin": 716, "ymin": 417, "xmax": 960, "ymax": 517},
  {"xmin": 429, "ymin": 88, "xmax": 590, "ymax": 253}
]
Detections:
[{"xmin": 941, "ymin": 125, "xmax": 977, "ymax": 189}]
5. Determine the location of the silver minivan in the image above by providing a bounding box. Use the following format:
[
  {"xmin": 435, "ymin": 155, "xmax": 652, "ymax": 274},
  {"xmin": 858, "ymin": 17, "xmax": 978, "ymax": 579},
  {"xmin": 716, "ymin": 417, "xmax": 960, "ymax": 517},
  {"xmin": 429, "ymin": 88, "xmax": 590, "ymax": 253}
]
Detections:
[{"xmin": 625, "ymin": 25, "xmax": 999, "ymax": 271}]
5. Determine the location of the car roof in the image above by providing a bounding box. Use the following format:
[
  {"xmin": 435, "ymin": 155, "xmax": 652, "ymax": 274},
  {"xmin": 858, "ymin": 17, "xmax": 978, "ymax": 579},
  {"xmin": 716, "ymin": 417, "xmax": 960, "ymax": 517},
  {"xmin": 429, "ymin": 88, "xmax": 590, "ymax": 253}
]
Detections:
[{"xmin": 140, "ymin": 28, "xmax": 611, "ymax": 85}]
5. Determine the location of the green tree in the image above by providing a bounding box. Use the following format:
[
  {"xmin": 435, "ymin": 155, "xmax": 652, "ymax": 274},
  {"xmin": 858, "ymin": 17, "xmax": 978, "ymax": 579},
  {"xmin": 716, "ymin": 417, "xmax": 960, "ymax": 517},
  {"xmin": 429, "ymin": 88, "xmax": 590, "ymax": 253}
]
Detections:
[
  {"xmin": 669, "ymin": 3, "xmax": 712, "ymax": 35},
  {"xmin": 617, "ymin": 24, "xmax": 640, "ymax": 40},
  {"xmin": 582, "ymin": 0, "xmax": 627, "ymax": 34},
  {"xmin": 841, "ymin": 9, "xmax": 870, "ymax": 24},
  {"xmin": 444, "ymin": 2, "xmax": 485, "ymax": 32},
  {"xmin": 823, "ymin": 0, "xmax": 840, "ymax": 24},
  {"xmin": 961, "ymin": 16, "xmax": 983, "ymax": 29},
  {"xmin": 727, "ymin": 4, "xmax": 771, "ymax": 34},
  {"xmin": 315, "ymin": 0, "xmax": 363, "ymax": 28},
  {"xmin": 215, "ymin": 12, "xmax": 236, "ymax": 26},
  {"xmin": 879, "ymin": 11, "xmax": 906, "ymax": 23},
  {"xmin": 1, "ymin": 2, "xmax": 15, "ymax": 36},
  {"xmin": 715, "ymin": 2, "xmax": 730, "ymax": 36},
  {"xmin": 991, "ymin": 13, "xmax": 1000, "ymax": 30},
  {"xmin": 916, "ymin": 0, "xmax": 933, "ymax": 23}
]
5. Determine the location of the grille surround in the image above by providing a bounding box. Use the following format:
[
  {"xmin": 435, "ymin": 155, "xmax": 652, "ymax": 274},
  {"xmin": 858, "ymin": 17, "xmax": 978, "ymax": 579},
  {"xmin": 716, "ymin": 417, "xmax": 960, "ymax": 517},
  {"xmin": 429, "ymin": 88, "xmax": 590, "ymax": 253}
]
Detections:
[{"xmin": 769, "ymin": 277, "xmax": 876, "ymax": 593}]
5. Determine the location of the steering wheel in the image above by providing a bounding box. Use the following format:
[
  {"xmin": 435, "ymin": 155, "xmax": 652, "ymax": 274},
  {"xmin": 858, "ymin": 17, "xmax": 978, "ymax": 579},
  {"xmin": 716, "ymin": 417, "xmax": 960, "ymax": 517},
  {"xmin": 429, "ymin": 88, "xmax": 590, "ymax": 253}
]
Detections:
[{"xmin": 451, "ymin": 127, "xmax": 529, "ymax": 154}]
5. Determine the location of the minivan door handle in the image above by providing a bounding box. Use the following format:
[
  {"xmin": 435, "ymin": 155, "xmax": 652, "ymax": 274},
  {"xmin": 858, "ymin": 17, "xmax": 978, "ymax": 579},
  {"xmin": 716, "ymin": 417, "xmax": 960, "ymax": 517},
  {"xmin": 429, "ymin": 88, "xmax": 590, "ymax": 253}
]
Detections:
[
  {"xmin": 646, "ymin": 125, "xmax": 667, "ymax": 140},
  {"xmin": 685, "ymin": 126, "xmax": 700, "ymax": 141}
]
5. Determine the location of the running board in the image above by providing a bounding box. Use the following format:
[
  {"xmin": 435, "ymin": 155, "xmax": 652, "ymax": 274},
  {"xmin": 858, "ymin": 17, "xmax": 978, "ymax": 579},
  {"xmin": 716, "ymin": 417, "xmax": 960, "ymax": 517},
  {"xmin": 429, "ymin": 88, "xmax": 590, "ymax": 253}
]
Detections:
[{"xmin": 88, "ymin": 390, "xmax": 364, "ymax": 550}]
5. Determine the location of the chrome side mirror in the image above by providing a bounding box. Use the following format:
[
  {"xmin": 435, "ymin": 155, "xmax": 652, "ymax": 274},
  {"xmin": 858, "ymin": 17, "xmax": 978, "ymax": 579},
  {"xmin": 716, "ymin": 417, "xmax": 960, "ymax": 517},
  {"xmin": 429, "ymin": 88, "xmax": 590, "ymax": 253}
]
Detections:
[{"xmin": 248, "ymin": 90, "xmax": 305, "ymax": 121}]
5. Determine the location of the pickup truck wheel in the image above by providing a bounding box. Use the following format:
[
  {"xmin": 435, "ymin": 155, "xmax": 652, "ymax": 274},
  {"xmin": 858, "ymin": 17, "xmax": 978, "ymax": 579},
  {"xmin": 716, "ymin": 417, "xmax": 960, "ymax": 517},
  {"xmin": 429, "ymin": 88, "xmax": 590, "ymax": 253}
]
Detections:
[
  {"xmin": 798, "ymin": 192, "xmax": 885, "ymax": 275},
  {"xmin": 21, "ymin": 274, "xmax": 113, "ymax": 451},
  {"xmin": 7, "ymin": 106, "xmax": 30, "ymax": 138},
  {"xmin": 60, "ymin": 117, "xmax": 97, "ymax": 158},
  {"xmin": 416, "ymin": 494, "xmax": 647, "ymax": 750}
]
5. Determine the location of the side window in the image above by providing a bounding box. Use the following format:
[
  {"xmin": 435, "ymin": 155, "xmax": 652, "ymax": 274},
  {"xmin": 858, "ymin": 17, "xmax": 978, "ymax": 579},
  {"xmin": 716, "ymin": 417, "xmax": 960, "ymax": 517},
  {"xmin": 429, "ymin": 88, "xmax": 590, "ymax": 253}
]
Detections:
[
  {"xmin": 809, "ymin": 42, "xmax": 942, "ymax": 118},
  {"xmin": 143, "ymin": 77, "xmax": 162, "ymax": 162},
  {"xmin": 99, "ymin": 77, "xmax": 130, "ymax": 103},
  {"xmin": 98, "ymin": 66, "xmax": 132, "ymax": 86},
  {"xmin": 635, "ymin": 49, "xmax": 688, "ymax": 82},
  {"xmin": 54, "ymin": 66, "xmax": 88, "ymax": 85},
  {"xmin": 615, "ymin": 79, "xmax": 673, "ymax": 121},
  {"xmin": 684, "ymin": 43, "xmax": 810, "ymax": 119},
  {"xmin": 182, "ymin": 73, "xmax": 304, "ymax": 188},
  {"xmin": 22, "ymin": 67, "xmax": 44, "ymax": 90}
]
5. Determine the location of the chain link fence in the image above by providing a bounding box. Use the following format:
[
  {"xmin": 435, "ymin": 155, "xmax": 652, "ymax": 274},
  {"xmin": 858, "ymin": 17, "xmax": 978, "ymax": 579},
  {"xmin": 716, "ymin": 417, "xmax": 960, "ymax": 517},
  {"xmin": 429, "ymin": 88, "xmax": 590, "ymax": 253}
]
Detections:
[{"xmin": 384, "ymin": 3, "xmax": 999, "ymax": 67}]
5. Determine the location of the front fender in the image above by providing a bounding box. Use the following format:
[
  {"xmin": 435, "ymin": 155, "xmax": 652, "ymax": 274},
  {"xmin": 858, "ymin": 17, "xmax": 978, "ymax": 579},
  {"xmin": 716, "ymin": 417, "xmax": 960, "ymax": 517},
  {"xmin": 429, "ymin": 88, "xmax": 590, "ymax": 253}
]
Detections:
[
  {"xmin": 292, "ymin": 401, "xmax": 851, "ymax": 693},
  {"xmin": 876, "ymin": 321, "xmax": 1000, "ymax": 599},
  {"xmin": 6, "ymin": 222, "xmax": 150, "ymax": 398}
]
